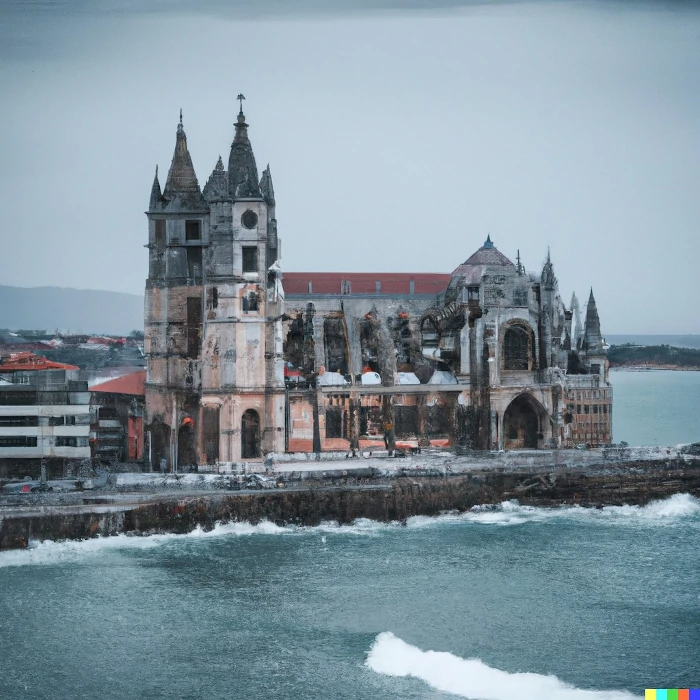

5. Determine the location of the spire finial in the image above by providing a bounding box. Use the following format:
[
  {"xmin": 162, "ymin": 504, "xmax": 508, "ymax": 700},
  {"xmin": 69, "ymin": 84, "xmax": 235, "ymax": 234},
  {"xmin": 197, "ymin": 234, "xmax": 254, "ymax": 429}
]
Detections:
[
  {"xmin": 547, "ymin": 246, "xmax": 551, "ymax": 263},
  {"xmin": 237, "ymin": 93, "xmax": 246, "ymax": 115},
  {"xmin": 516, "ymin": 249, "xmax": 522, "ymax": 274},
  {"xmin": 484, "ymin": 234, "xmax": 493, "ymax": 249},
  {"xmin": 177, "ymin": 108, "xmax": 184, "ymax": 134}
]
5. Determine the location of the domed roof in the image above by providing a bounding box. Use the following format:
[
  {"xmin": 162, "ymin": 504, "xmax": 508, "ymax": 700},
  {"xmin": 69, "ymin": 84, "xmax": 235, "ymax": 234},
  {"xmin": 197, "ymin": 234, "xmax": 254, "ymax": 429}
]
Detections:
[{"xmin": 452, "ymin": 236, "xmax": 515, "ymax": 276}]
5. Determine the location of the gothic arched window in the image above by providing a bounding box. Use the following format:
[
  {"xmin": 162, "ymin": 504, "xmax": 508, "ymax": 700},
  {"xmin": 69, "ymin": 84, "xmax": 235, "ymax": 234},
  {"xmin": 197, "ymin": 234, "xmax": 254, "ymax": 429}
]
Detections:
[{"xmin": 503, "ymin": 325, "xmax": 530, "ymax": 370}]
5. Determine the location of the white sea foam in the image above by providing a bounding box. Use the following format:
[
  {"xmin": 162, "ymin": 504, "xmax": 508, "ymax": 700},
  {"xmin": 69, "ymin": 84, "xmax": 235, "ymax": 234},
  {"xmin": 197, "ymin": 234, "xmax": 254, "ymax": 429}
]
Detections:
[
  {"xmin": 406, "ymin": 493, "xmax": 700, "ymax": 528},
  {"xmin": 365, "ymin": 632, "xmax": 640, "ymax": 700},
  {"xmin": 1, "ymin": 494, "xmax": 696, "ymax": 567},
  {"xmin": 0, "ymin": 520, "xmax": 295, "ymax": 568}
]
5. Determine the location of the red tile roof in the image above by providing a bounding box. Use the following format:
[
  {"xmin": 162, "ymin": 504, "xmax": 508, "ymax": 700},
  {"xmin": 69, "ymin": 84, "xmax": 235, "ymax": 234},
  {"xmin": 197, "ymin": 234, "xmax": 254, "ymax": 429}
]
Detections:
[
  {"xmin": 90, "ymin": 370, "xmax": 146, "ymax": 396},
  {"xmin": 0, "ymin": 352, "xmax": 79, "ymax": 372},
  {"xmin": 283, "ymin": 273, "xmax": 450, "ymax": 296}
]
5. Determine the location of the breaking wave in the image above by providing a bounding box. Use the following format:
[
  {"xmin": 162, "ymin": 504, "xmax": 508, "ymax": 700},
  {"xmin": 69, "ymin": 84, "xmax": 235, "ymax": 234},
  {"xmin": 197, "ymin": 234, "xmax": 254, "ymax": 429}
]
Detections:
[
  {"xmin": 1, "ymin": 494, "xmax": 696, "ymax": 567},
  {"xmin": 406, "ymin": 492, "xmax": 700, "ymax": 528},
  {"xmin": 365, "ymin": 632, "xmax": 639, "ymax": 700}
]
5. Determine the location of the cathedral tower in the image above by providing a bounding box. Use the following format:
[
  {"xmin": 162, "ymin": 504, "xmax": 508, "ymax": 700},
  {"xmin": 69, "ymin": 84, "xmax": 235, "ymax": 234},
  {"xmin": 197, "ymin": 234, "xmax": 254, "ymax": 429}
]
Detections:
[{"xmin": 144, "ymin": 105, "xmax": 285, "ymax": 471}]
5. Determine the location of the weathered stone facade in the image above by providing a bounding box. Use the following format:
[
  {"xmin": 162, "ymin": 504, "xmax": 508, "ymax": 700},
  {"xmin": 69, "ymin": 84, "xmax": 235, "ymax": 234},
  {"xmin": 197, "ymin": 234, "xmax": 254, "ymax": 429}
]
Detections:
[
  {"xmin": 283, "ymin": 239, "xmax": 612, "ymax": 454},
  {"xmin": 145, "ymin": 111, "xmax": 285, "ymax": 471},
  {"xmin": 145, "ymin": 111, "xmax": 611, "ymax": 470}
]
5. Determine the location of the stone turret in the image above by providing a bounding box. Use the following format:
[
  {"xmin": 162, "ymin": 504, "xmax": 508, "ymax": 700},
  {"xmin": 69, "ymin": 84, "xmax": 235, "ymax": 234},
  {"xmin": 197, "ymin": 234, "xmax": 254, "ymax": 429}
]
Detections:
[
  {"xmin": 228, "ymin": 109, "xmax": 261, "ymax": 200},
  {"xmin": 149, "ymin": 166, "xmax": 163, "ymax": 211},
  {"xmin": 541, "ymin": 249, "xmax": 557, "ymax": 291},
  {"xmin": 260, "ymin": 165, "xmax": 275, "ymax": 206},
  {"xmin": 203, "ymin": 156, "xmax": 229, "ymax": 202},
  {"xmin": 583, "ymin": 289, "xmax": 604, "ymax": 354},
  {"xmin": 570, "ymin": 292, "xmax": 583, "ymax": 350},
  {"xmin": 162, "ymin": 114, "xmax": 207, "ymax": 212}
]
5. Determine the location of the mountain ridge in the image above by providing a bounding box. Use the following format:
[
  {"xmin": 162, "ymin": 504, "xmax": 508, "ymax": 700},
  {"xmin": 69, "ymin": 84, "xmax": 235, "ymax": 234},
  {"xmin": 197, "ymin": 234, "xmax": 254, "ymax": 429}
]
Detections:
[{"xmin": 0, "ymin": 285, "xmax": 143, "ymax": 336}]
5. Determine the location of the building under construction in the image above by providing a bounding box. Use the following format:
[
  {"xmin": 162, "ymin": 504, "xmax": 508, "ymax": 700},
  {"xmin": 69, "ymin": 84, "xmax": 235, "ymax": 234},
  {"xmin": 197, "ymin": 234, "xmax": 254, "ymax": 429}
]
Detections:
[{"xmin": 144, "ymin": 108, "xmax": 612, "ymax": 470}]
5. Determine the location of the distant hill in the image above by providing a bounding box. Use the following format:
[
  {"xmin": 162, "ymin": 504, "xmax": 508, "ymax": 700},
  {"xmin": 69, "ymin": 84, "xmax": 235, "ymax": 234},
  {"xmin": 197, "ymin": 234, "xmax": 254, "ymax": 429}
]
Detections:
[
  {"xmin": 607, "ymin": 335, "xmax": 700, "ymax": 349},
  {"xmin": 0, "ymin": 286, "xmax": 143, "ymax": 336},
  {"xmin": 608, "ymin": 344, "xmax": 700, "ymax": 369}
]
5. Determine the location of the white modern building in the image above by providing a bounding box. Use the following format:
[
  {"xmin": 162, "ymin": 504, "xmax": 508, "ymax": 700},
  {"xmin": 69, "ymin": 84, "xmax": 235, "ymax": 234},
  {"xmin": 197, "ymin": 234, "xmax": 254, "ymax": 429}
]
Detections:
[{"xmin": 0, "ymin": 353, "xmax": 91, "ymax": 478}]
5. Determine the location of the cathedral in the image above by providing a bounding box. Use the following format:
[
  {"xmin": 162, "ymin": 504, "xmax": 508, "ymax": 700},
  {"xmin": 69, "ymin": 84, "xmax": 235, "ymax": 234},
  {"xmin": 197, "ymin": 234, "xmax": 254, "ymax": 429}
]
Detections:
[{"xmin": 144, "ymin": 107, "xmax": 612, "ymax": 470}]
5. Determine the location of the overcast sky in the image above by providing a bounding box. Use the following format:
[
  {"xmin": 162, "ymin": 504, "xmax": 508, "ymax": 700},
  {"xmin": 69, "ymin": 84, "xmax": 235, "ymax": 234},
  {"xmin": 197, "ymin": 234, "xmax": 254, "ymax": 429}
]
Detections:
[{"xmin": 1, "ymin": 0, "xmax": 699, "ymax": 333}]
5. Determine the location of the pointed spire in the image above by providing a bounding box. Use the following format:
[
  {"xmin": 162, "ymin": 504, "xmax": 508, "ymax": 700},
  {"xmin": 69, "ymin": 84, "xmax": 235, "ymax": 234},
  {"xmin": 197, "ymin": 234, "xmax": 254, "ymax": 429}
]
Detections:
[
  {"xmin": 541, "ymin": 248, "xmax": 557, "ymax": 290},
  {"xmin": 584, "ymin": 288, "xmax": 604, "ymax": 354},
  {"xmin": 484, "ymin": 234, "xmax": 493, "ymax": 249},
  {"xmin": 260, "ymin": 164, "xmax": 275, "ymax": 206},
  {"xmin": 228, "ymin": 104, "xmax": 261, "ymax": 200},
  {"xmin": 163, "ymin": 114, "xmax": 207, "ymax": 211},
  {"xmin": 149, "ymin": 165, "xmax": 162, "ymax": 210},
  {"xmin": 203, "ymin": 155, "xmax": 229, "ymax": 202},
  {"xmin": 570, "ymin": 292, "xmax": 583, "ymax": 350}
]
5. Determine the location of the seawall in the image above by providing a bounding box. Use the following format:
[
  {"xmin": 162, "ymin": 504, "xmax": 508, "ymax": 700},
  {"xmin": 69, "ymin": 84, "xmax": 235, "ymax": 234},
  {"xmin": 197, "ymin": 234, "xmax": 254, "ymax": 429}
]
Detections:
[{"xmin": 2, "ymin": 458, "xmax": 699, "ymax": 550}]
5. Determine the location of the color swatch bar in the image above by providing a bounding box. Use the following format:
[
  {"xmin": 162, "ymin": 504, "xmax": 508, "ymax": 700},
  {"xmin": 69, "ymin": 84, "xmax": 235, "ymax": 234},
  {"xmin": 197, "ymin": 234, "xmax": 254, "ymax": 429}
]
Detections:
[{"xmin": 645, "ymin": 691, "xmax": 700, "ymax": 700}]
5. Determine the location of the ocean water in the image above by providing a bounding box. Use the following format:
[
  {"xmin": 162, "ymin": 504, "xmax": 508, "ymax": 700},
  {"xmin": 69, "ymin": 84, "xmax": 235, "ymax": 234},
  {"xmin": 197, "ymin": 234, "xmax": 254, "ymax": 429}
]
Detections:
[
  {"xmin": 1, "ymin": 496, "xmax": 699, "ymax": 699},
  {"xmin": 611, "ymin": 369, "xmax": 700, "ymax": 446}
]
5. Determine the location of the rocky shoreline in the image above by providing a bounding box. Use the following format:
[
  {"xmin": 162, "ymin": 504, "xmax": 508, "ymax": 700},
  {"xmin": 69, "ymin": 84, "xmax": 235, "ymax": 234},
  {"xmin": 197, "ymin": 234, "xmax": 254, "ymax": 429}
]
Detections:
[{"xmin": 1, "ymin": 457, "xmax": 699, "ymax": 551}]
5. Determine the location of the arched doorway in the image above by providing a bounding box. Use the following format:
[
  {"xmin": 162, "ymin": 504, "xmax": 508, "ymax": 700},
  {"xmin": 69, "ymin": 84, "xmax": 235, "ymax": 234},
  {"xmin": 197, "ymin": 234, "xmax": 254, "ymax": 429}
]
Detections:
[
  {"xmin": 503, "ymin": 394, "xmax": 543, "ymax": 449},
  {"xmin": 241, "ymin": 409, "xmax": 261, "ymax": 459},
  {"xmin": 178, "ymin": 417, "xmax": 197, "ymax": 470}
]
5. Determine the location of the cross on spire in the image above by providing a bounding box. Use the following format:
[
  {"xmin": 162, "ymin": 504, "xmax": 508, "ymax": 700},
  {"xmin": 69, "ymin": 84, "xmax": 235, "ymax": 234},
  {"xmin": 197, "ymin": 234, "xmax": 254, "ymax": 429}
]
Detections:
[{"xmin": 237, "ymin": 93, "xmax": 246, "ymax": 114}]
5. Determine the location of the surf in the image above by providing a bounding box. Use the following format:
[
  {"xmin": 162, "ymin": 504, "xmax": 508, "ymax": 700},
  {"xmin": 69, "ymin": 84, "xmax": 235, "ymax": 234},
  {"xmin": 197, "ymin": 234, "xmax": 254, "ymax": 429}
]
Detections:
[{"xmin": 365, "ymin": 632, "xmax": 639, "ymax": 700}]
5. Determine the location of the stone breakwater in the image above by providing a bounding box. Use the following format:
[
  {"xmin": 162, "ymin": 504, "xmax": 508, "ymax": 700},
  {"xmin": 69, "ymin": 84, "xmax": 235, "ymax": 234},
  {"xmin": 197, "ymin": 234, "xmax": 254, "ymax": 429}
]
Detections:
[{"xmin": 1, "ymin": 459, "xmax": 699, "ymax": 550}]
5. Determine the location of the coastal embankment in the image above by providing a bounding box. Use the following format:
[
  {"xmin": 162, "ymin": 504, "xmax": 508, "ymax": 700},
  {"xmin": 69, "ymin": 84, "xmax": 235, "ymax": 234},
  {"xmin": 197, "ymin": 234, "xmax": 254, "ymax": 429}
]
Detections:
[{"xmin": 2, "ymin": 453, "xmax": 699, "ymax": 551}]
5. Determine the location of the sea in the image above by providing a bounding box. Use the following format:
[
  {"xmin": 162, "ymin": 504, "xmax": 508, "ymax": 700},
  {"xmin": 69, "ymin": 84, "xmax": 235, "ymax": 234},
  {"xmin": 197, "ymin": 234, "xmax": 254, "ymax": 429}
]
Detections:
[{"xmin": 0, "ymin": 370, "xmax": 698, "ymax": 700}]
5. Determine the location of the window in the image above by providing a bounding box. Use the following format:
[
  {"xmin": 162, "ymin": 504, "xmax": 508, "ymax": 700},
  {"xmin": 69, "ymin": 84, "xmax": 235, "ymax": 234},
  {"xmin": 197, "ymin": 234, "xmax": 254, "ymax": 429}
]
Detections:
[
  {"xmin": 49, "ymin": 416, "xmax": 65, "ymax": 426},
  {"xmin": 0, "ymin": 416, "xmax": 38, "ymax": 427},
  {"xmin": 187, "ymin": 247, "xmax": 202, "ymax": 284},
  {"xmin": 340, "ymin": 279, "xmax": 351, "ymax": 295},
  {"xmin": 467, "ymin": 286, "xmax": 480, "ymax": 302},
  {"xmin": 421, "ymin": 317, "xmax": 439, "ymax": 348},
  {"xmin": 0, "ymin": 392, "xmax": 37, "ymax": 406},
  {"xmin": 155, "ymin": 220, "xmax": 166, "ymax": 253},
  {"xmin": 0, "ymin": 436, "xmax": 37, "ymax": 447},
  {"xmin": 185, "ymin": 220, "xmax": 201, "ymax": 240},
  {"xmin": 503, "ymin": 325, "xmax": 530, "ymax": 370},
  {"xmin": 242, "ymin": 291, "xmax": 258, "ymax": 313},
  {"xmin": 186, "ymin": 297, "xmax": 202, "ymax": 357},
  {"xmin": 584, "ymin": 405, "xmax": 590, "ymax": 414},
  {"xmin": 375, "ymin": 281, "xmax": 381, "ymax": 293},
  {"xmin": 241, "ymin": 210, "xmax": 258, "ymax": 229},
  {"xmin": 513, "ymin": 288, "xmax": 528, "ymax": 306},
  {"xmin": 591, "ymin": 363, "xmax": 601, "ymax": 376},
  {"xmin": 55, "ymin": 436, "xmax": 87, "ymax": 447},
  {"xmin": 242, "ymin": 246, "xmax": 258, "ymax": 273}
]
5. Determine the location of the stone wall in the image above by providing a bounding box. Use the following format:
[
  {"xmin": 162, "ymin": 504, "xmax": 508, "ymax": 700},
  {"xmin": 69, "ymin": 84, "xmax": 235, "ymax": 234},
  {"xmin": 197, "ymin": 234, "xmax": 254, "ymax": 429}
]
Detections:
[{"xmin": 2, "ymin": 458, "xmax": 698, "ymax": 550}]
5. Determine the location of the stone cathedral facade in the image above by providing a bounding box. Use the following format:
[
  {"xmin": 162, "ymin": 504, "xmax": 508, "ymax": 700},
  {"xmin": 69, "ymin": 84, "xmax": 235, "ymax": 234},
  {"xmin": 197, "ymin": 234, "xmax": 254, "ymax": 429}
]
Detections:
[{"xmin": 144, "ymin": 108, "xmax": 612, "ymax": 471}]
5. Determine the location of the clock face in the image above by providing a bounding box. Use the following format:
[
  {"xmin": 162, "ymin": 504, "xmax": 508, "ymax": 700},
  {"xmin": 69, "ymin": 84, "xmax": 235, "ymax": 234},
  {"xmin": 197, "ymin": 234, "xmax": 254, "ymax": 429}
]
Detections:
[{"xmin": 241, "ymin": 210, "xmax": 258, "ymax": 229}]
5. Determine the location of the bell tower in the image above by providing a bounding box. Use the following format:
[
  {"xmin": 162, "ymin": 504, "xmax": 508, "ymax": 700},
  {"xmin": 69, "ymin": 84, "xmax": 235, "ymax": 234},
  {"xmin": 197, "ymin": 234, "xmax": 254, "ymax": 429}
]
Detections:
[{"xmin": 144, "ymin": 102, "xmax": 285, "ymax": 471}]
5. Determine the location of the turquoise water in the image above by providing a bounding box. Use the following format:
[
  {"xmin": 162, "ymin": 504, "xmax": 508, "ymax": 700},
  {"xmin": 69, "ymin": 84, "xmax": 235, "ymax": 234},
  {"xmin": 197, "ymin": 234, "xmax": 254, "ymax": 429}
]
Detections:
[
  {"xmin": 1, "ymin": 497, "xmax": 699, "ymax": 700},
  {"xmin": 1, "ymin": 371, "xmax": 699, "ymax": 699},
  {"xmin": 611, "ymin": 369, "xmax": 700, "ymax": 446}
]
